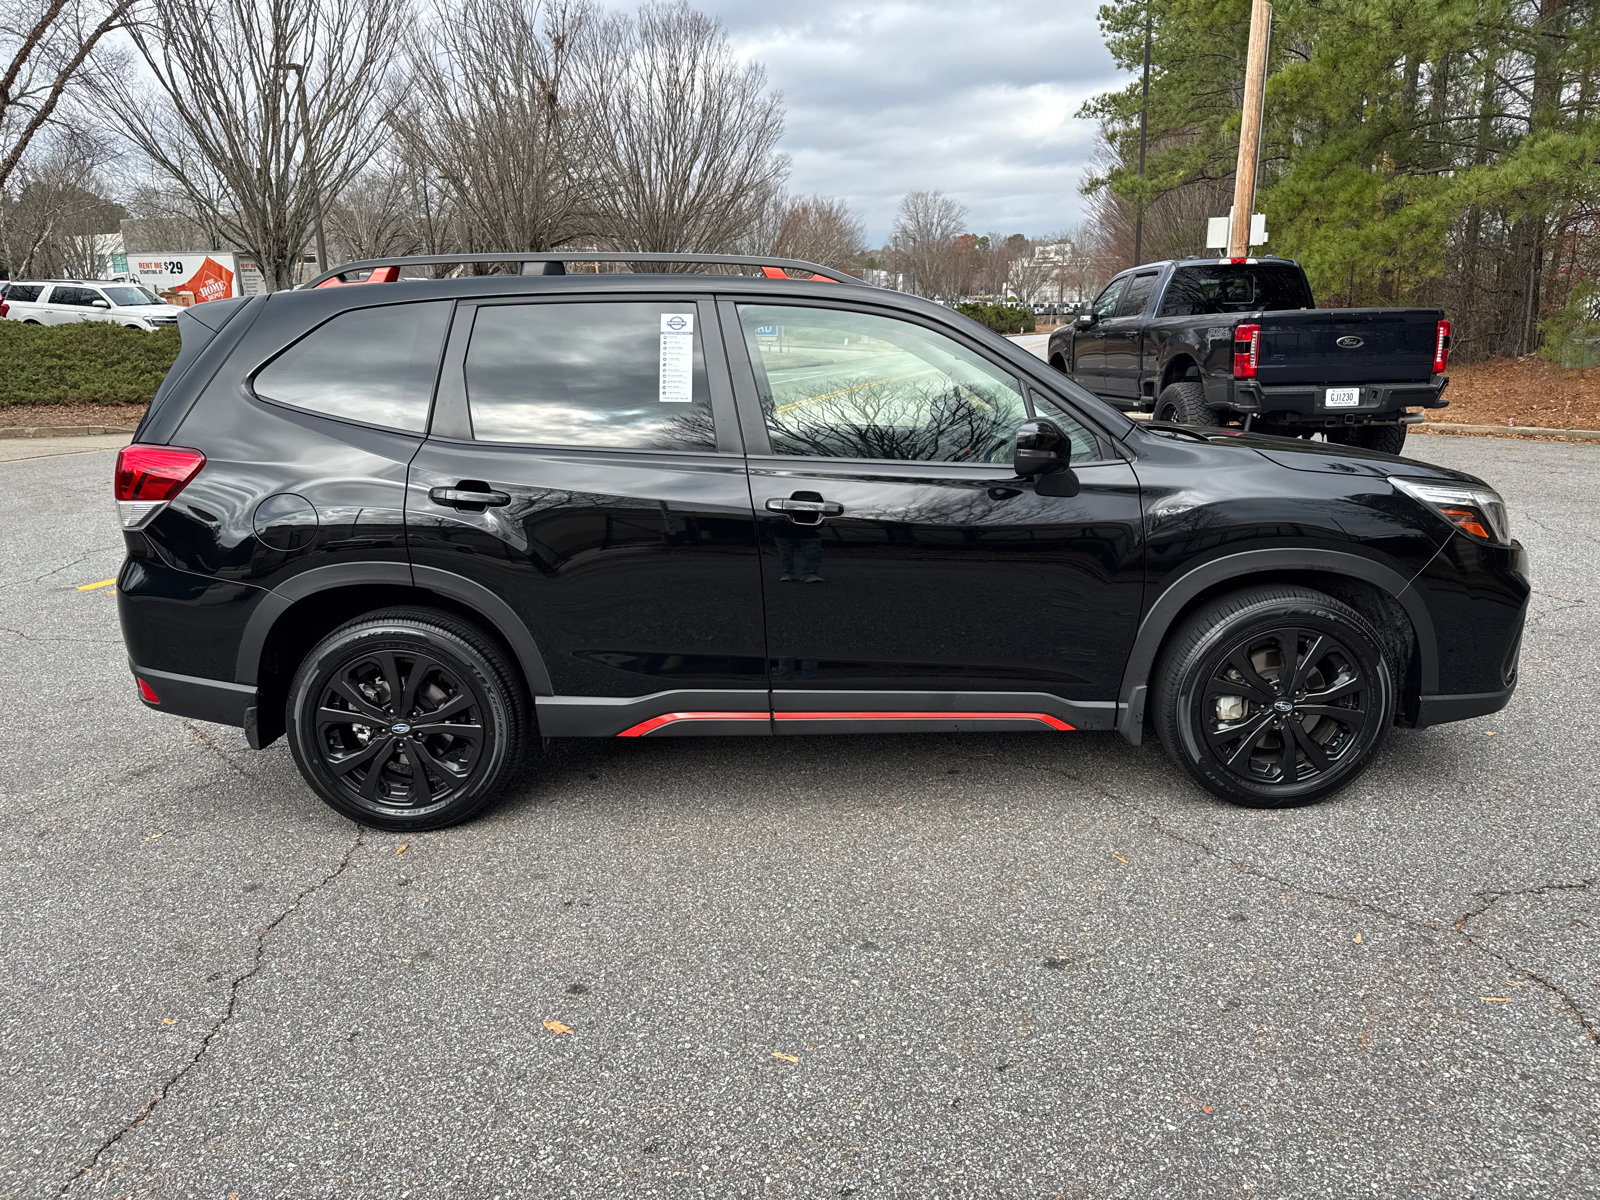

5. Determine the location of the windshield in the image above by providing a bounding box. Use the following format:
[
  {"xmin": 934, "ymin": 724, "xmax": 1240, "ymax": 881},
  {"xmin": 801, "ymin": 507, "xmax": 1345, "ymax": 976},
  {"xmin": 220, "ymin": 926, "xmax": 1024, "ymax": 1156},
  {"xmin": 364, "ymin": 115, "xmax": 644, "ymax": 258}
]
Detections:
[
  {"xmin": 1160, "ymin": 264, "xmax": 1312, "ymax": 316},
  {"xmin": 104, "ymin": 285, "xmax": 162, "ymax": 307}
]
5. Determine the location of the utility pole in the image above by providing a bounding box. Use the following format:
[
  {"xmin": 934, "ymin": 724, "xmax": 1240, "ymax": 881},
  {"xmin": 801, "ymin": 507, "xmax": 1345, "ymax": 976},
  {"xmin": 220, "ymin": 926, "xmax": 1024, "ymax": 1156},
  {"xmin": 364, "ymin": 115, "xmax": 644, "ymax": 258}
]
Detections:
[
  {"xmin": 1227, "ymin": 0, "xmax": 1272, "ymax": 258},
  {"xmin": 1132, "ymin": 7, "xmax": 1152, "ymax": 266},
  {"xmin": 274, "ymin": 61, "xmax": 328, "ymax": 276}
]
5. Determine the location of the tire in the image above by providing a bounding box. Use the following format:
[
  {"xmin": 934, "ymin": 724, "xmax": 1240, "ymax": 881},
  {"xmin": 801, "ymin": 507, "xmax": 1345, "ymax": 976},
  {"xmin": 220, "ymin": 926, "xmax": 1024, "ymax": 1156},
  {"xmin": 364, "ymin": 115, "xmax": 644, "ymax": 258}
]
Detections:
[
  {"xmin": 1151, "ymin": 586, "xmax": 1396, "ymax": 807},
  {"xmin": 1154, "ymin": 380, "xmax": 1212, "ymax": 426},
  {"xmin": 285, "ymin": 607, "xmax": 529, "ymax": 831},
  {"xmin": 1326, "ymin": 423, "xmax": 1407, "ymax": 455}
]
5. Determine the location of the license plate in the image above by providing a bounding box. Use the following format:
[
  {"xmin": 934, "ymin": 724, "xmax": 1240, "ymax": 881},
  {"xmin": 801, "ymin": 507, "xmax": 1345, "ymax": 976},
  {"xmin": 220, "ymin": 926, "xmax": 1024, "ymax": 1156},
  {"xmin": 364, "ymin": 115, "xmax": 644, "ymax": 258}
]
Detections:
[{"xmin": 1325, "ymin": 387, "xmax": 1361, "ymax": 408}]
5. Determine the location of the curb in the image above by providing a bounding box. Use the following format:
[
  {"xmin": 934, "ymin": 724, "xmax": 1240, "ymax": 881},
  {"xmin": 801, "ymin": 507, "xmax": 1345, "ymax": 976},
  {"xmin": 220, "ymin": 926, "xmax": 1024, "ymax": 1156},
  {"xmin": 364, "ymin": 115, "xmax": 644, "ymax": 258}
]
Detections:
[
  {"xmin": 0, "ymin": 423, "xmax": 139, "ymax": 440},
  {"xmin": 1414, "ymin": 422, "xmax": 1600, "ymax": 442}
]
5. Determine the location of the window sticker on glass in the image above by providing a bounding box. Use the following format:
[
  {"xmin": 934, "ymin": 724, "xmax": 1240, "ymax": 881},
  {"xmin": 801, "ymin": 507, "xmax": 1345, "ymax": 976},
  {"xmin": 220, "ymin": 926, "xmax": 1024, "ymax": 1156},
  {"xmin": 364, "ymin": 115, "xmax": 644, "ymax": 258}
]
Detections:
[{"xmin": 660, "ymin": 312, "xmax": 695, "ymax": 403}]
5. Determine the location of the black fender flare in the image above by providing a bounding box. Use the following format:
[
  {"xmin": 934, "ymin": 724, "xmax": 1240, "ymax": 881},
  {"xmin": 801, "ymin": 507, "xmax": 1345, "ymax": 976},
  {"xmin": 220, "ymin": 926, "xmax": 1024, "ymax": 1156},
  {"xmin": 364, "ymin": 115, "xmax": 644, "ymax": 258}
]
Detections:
[
  {"xmin": 235, "ymin": 562, "xmax": 554, "ymax": 694},
  {"xmin": 1117, "ymin": 548, "xmax": 1438, "ymax": 744}
]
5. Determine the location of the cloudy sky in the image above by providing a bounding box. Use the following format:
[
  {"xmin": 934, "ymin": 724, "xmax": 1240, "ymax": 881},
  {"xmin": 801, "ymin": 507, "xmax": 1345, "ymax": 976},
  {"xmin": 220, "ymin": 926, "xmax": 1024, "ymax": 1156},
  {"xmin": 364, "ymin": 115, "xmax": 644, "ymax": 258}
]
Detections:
[{"xmin": 689, "ymin": 1, "xmax": 1127, "ymax": 246}]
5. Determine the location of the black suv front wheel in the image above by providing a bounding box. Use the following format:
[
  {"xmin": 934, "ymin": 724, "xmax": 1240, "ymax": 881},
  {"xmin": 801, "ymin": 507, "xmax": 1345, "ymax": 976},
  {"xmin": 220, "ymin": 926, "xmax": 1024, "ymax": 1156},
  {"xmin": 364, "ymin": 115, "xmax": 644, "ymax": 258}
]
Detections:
[
  {"xmin": 286, "ymin": 608, "xmax": 528, "ymax": 830},
  {"xmin": 1152, "ymin": 587, "xmax": 1396, "ymax": 806}
]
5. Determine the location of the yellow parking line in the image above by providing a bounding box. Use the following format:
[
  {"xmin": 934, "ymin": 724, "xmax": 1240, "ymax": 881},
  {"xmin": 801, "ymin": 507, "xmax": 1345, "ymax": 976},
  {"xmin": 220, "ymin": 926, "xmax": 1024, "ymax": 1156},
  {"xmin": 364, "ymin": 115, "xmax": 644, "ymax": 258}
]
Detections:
[
  {"xmin": 77, "ymin": 578, "xmax": 116, "ymax": 591},
  {"xmin": 775, "ymin": 368, "xmax": 938, "ymax": 414}
]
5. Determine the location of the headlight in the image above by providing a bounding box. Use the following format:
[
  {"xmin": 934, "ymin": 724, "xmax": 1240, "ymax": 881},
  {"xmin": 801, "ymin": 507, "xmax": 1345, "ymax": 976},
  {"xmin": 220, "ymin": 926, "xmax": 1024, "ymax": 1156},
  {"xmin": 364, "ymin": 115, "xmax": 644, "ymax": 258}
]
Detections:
[{"xmin": 1392, "ymin": 477, "xmax": 1510, "ymax": 545}]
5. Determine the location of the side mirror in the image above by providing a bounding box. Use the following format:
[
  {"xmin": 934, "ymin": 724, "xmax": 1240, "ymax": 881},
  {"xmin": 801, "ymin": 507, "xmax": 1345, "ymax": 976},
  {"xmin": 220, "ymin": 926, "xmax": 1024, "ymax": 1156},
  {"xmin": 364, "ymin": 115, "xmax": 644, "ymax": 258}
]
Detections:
[
  {"xmin": 1074, "ymin": 312, "xmax": 1096, "ymax": 330},
  {"xmin": 1013, "ymin": 419, "xmax": 1081, "ymax": 497},
  {"xmin": 91, "ymin": 299, "xmax": 109, "ymax": 308}
]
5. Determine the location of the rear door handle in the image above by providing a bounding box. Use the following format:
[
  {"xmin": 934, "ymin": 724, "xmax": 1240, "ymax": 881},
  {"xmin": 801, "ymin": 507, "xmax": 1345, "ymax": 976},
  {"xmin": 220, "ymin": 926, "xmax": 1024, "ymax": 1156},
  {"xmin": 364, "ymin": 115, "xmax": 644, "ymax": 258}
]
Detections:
[
  {"xmin": 765, "ymin": 497, "xmax": 844, "ymax": 517},
  {"xmin": 430, "ymin": 486, "xmax": 511, "ymax": 508}
]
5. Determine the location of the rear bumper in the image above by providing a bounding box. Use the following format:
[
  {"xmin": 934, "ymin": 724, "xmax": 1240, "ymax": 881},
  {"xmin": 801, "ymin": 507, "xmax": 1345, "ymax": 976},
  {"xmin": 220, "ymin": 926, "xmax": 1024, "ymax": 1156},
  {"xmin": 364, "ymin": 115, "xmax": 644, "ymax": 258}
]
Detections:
[
  {"xmin": 1229, "ymin": 375, "xmax": 1449, "ymax": 424},
  {"xmin": 1413, "ymin": 686, "xmax": 1515, "ymax": 729},
  {"xmin": 130, "ymin": 662, "xmax": 255, "ymax": 728}
]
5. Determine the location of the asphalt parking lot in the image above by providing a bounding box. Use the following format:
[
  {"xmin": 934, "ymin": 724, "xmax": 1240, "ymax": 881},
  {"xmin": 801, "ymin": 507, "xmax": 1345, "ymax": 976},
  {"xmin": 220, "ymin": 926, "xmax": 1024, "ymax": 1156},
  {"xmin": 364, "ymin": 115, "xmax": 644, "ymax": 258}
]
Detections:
[{"xmin": 2, "ymin": 430, "xmax": 1597, "ymax": 1199}]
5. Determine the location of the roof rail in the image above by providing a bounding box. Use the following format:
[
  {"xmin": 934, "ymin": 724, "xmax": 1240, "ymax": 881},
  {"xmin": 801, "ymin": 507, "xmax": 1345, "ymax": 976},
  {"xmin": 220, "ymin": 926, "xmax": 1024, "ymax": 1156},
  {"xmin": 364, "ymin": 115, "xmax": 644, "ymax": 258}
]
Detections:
[{"xmin": 301, "ymin": 252, "xmax": 862, "ymax": 290}]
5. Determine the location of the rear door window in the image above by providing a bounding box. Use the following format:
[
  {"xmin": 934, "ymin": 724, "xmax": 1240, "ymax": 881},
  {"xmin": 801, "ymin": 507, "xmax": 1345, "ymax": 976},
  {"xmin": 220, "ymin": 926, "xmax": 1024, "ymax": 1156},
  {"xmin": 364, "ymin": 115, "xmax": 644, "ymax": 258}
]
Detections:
[
  {"xmin": 463, "ymin": 301, "xmax": 715, "ymax": 451},
  {"xmin": 253, "ymin": 300, "xmax": 453, "ymax": 432},
  {"xmin": 1114, "ymin": 273, "xmax": 1159, "ymax": 318},
  {"xmin": 1159, "ymin": 264, "xmax": 1312, "ymax": 315},
  {"xmin": 51, "ymin": 286, "xmax": 96, "ymax": 307}
]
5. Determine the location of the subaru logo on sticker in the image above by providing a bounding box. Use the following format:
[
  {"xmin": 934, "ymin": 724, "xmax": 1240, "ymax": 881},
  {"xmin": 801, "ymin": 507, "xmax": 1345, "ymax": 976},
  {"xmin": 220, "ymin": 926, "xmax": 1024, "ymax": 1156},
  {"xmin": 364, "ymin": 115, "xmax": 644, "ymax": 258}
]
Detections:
[{"xmin": 1336, "ymin": 335, "xmax": 1364, "ymax": 349}]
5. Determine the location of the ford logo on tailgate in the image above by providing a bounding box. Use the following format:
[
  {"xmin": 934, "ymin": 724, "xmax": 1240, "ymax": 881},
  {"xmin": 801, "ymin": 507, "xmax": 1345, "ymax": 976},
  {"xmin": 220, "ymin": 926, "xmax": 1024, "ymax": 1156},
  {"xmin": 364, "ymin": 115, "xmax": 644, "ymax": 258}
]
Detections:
[{"xmin": 1336, "ymin": 335, "xmax": 1364, "ymax": 349}]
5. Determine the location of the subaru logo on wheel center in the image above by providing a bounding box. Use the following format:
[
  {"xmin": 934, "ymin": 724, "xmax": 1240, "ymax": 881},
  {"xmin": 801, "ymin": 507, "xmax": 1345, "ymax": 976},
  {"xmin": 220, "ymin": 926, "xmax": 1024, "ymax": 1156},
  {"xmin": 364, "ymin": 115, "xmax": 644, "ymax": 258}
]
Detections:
[
  {"xmin": 390, "ymin": 722, "xmax": 411, "ymax": 735},
  {"xmin": 1273, "ymin": 699, "xmax": 1294, "ymax": 713}
]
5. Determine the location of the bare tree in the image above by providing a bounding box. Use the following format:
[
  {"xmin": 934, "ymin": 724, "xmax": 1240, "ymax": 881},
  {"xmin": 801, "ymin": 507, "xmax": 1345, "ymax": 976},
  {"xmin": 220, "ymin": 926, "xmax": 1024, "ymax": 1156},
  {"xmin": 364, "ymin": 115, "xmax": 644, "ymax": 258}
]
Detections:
[
  {"xmin": 586, "ymin": 1, "xmax": 787, "ymax": 258},
  {"xmin": 890, "ymin": 190, "xmax": 967, "ymax": 298},
  {"xmin": 770, "ymin": 193, "xmax": 865, "ymax": 273},
  {"xmin": 396, "ymin": 0, "xmax": 593, "ymax": 260},
  {"xmin": 1, "ymin": 123, "xmax": 119, "ymax": 275},
  {"xmin": 99, "ymin": 0, "xmax": 405, "ymax": 289},
  {"xmin": 325, "ymin": 164, "xmax": 422, "ymax": 261},
  {"xmin": 0, "ymin": 0, "xmax": 132, "ymax": 194}
]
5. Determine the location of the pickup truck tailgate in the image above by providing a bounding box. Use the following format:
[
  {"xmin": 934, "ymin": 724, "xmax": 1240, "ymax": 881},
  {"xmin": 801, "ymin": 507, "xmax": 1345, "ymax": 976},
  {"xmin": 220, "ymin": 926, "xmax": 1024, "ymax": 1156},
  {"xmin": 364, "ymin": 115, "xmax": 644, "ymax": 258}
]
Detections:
[{"xmin": 1257, "ymin": 308, "xmax": 1440, "ymax": 386}]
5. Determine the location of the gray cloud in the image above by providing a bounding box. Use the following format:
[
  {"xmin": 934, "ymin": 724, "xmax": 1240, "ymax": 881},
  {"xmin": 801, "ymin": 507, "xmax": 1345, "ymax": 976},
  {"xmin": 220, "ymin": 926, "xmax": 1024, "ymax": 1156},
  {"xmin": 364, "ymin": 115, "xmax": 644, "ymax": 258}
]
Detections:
[{"xmin": 605, "ymin": 1, "xmax": 1126, "ymax": 244}]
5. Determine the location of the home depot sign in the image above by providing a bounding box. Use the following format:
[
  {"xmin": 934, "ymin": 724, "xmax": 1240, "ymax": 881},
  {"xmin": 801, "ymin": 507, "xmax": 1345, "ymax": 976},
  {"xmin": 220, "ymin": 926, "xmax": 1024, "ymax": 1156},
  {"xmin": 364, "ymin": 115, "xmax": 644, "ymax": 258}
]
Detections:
[{"xmin": 131, "ymin": 254, "xmax": 268, "ymax": 303}]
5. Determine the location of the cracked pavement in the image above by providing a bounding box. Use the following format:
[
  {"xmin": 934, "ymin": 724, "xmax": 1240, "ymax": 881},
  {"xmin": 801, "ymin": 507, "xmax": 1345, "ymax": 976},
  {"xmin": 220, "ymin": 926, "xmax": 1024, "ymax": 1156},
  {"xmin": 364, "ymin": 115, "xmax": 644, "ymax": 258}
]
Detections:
[{"xmin": 1, "ymin": 434, "xmax": 1596, "ymax": 1199}]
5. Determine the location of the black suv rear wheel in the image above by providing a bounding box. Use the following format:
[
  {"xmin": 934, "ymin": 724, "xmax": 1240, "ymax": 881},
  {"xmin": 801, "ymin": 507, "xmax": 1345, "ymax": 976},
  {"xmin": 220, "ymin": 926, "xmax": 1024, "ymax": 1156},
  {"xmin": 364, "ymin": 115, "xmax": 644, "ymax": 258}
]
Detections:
[
  {"xmin": 1152, "ymin": 586, "xmax": 1395, "ymax": 806},
  {"xmin": 285, "ymin": 607, "xmax": 528, "ymax": 830}
]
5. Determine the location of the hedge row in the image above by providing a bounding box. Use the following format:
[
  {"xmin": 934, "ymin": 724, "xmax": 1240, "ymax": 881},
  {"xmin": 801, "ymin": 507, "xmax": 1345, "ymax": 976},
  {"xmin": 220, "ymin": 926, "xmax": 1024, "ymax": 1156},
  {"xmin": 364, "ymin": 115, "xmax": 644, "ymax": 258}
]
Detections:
[
  {"xmin": 954, "ymin": 303, "xmax": 1036, "ymax": 335},
  {"xmin": 0, "ymin": 320, "xmax": 180, "ymax": 406}
]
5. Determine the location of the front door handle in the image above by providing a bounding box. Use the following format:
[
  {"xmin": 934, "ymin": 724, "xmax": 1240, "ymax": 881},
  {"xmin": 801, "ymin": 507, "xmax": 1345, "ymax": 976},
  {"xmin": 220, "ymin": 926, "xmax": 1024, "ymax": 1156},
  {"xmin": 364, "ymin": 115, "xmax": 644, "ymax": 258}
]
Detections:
[
  {"xmin": 765, "ymin": 496, "xmax": 844, "ymax": 521},
  {"xmin": 430, "ymin": 486, "xmax": 511, "ymax": 508}
]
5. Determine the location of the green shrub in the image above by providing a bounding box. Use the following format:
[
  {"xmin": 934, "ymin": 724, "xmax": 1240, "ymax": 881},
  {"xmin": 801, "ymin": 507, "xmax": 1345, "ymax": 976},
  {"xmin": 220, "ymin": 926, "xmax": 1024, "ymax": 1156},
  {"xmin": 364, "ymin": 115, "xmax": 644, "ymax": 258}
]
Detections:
[
  {"xmin": 0, "ymin": 320, "xmax": 180, "ymax": 406},
  {"xmin": 955, "ymin": 303, "xmax": 1036, "ymax": 335}
]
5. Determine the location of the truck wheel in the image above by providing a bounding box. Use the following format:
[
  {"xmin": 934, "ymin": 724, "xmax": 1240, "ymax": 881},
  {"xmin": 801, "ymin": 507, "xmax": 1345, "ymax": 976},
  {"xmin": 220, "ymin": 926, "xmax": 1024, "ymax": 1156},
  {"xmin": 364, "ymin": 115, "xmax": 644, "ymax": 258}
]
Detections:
[
  {"xmin": 1154, "ymin": 381, "xmax": 1211, "ymax": 426},
  {"xmin": 1327, "ymin": 424, "xmax": 1407, "ymax": 455},
  {"xmin": 1152, "ymin": 586, "xmax": 1396, "ymax": 807}
]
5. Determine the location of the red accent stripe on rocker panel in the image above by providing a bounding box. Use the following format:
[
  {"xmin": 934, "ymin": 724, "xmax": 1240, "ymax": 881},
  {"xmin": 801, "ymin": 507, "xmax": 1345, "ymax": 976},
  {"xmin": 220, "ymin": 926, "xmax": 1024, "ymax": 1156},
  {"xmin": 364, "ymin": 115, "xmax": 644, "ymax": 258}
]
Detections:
[
  {"xmin": 776, "ymin": 711, "xmax": 1075, "ymax": 731},
  {"xmin": 616, "ymin": 711, "xmax": 772, "ymax": 737}
]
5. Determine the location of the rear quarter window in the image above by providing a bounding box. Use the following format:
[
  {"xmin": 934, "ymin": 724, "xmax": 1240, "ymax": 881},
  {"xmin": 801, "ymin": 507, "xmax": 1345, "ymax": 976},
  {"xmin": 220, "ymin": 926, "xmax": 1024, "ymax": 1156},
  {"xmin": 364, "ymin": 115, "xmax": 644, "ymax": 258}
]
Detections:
[
  {"xmin": 4, "ymin": 284, "xmax": 42, "ymax": 303},
  {"xmin": 252, "ymin": 300, "xmax": 453, "ymax": 432}
]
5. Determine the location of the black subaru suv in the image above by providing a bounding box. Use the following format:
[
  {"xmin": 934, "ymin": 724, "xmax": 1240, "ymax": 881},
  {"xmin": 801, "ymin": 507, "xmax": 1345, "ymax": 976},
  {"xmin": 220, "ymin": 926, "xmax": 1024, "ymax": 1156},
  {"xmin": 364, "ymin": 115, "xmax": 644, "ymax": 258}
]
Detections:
[{"xmin": 114, "ymin": 253, "xmax": 1529, "ymax": 830}]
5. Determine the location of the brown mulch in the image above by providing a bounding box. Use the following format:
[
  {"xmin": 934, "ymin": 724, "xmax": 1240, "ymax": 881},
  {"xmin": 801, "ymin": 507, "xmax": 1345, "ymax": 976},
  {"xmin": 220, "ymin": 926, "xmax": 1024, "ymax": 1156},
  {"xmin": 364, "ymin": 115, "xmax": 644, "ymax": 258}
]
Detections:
[
  {"xmin": 1428, "ymin": 358, "xmax": 1600, "ymax": 430},
  {"xmin": 0, "ymin": 402, "xmax": 147, "ymax": 428}
]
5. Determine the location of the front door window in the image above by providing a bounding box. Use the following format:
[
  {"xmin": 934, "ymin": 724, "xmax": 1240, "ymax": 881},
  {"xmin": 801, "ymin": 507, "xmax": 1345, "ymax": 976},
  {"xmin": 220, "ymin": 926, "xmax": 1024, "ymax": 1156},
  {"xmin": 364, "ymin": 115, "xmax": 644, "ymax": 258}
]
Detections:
[{"xmin": 737, "ymin": 304, "xmax": 1027, "ymax": 465}]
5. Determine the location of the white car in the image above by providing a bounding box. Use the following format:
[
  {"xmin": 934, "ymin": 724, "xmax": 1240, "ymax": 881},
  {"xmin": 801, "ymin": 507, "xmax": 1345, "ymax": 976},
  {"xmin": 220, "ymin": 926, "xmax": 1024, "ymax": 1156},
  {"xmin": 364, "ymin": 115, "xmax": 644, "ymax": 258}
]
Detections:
[{"xmin": 0, "ymin": 280, "xmax": 180, "ymax": 330}]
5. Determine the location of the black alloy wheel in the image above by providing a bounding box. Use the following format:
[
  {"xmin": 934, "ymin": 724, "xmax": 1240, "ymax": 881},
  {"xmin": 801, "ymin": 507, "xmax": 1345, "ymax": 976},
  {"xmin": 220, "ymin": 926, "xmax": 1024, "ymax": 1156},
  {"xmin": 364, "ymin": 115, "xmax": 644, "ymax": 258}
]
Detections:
[
  {"xmin": 286, "ymin": 608, "xmax": 527, "ymax": 830},
  {"xmin": 1153, "ymin": 586, "xmax": 1395, "ymax": 806}
]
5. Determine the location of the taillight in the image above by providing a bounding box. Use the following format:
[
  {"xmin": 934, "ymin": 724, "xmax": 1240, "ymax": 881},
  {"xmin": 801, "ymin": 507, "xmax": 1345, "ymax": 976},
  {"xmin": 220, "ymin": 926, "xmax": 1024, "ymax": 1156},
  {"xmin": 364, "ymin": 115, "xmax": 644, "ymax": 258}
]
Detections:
[
  {"xmin": 1433, "ymin": 319, "xmax": 1451, "ymax": 374},
  {"xmin": 1233, "ymin": 323, "xmax": 1261, "ymax": 379},
  {"xmin": 114, "ymin": 444, "xmax": 205, "ymax": 529},
  {"xmin": 0, "ymin": 300, "xmax": 9, "ymax": 318}
]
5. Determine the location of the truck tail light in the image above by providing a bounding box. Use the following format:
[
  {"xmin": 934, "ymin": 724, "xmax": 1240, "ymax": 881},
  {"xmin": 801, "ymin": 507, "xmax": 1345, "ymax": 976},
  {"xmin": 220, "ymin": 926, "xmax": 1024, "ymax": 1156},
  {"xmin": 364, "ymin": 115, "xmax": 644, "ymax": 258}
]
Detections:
[
  {"xmin": 1232, "ymin": 323, "xmax": 1261, "ymax": 379},
  {"xmin": 114, "ymin": 444, "xmax": 205, "ymax": 529},
  {"xmin": 0, "ymin": 300, "xmax": 9, "ymax": 318},
  {"xmin": 1433, "ymin": 319, "xmax": 1451, "ymax": 374}
]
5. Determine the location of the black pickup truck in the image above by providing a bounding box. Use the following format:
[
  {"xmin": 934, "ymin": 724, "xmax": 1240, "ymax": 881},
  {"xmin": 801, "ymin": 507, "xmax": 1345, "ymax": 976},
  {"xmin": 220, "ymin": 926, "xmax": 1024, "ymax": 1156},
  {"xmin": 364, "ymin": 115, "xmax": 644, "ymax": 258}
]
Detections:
[{"xmin": 1045, "ymin": 256, "xmax": 1450, "ymax": 454}]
